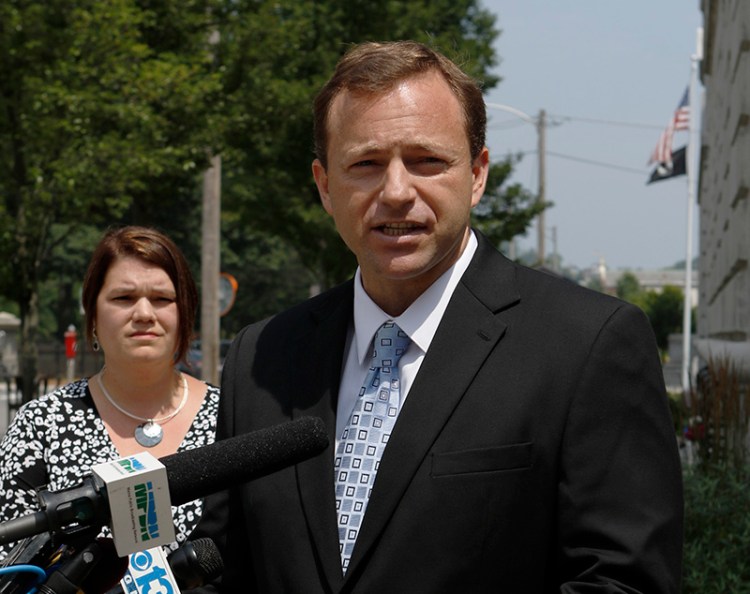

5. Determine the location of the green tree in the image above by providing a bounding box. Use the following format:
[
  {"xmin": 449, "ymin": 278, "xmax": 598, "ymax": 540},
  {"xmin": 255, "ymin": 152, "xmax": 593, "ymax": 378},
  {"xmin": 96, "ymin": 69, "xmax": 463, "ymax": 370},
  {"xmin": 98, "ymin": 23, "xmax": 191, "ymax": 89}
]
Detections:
[
  {"xmin": 611, "ymin": 275, "xmax": 687, "ymax": 354},
  {"xmin": 219, "ymin": 226, "xmax": 313, "ymax": 334},
  {"xmin": 642, "ymin": 286, "xmax": 684, "ymax": 352},
  {"xmin": 0, "ymin": 0, "xmax": 221, "ymax": 398},
  {"xmin": 213, "ymin": 0, "xmax": 504, "ymax": 291},
  {"xmin": 615, "ymin": 271, "xmax": 643, "ymax": 304},
  {"xmin": 472, "ymin": 153, "xmax": 548, "ymax": 250},
  {"xmin": 2, "ymin": 0, "xmax": 543, "ymax": 376}
]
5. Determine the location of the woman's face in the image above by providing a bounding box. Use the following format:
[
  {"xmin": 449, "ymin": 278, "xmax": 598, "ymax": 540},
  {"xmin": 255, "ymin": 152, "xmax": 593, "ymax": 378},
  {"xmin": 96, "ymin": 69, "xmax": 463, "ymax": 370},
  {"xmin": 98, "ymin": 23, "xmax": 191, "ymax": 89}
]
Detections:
[{"xmin": 95, "ymin": 256, "xmax": 180, "ymax": 367}]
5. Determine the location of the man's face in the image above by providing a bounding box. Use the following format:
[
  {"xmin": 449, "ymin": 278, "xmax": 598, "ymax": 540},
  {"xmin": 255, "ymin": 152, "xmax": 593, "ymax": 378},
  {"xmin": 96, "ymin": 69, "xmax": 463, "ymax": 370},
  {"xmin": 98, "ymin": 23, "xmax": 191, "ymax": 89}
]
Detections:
[{"xmin": 312, "ymin": 70, "xmax": 489, "ymax": 313}]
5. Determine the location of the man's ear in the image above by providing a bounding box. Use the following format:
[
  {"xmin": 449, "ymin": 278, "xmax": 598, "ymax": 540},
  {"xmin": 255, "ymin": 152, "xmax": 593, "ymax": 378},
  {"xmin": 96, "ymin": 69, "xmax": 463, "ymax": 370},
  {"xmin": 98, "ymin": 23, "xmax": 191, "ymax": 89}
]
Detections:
[{"xmin": 470, "ymin": 147, "xmax": 490, "ymax": 208}]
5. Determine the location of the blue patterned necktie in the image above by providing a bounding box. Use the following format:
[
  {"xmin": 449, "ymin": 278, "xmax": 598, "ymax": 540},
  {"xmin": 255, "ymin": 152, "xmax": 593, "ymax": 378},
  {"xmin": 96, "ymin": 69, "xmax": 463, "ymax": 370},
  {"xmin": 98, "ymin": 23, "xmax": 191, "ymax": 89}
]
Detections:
[{"xmin": 334, "ymin": 321, "xmax": 411, "ymax": 571}]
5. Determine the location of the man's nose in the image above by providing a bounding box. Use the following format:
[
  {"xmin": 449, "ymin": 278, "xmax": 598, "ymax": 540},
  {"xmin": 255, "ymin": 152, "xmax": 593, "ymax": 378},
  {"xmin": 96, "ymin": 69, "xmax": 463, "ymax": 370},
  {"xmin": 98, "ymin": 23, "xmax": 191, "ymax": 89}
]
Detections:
[{"xmin": 380, "ymin": 160, "xmax": 414, "ymax": 204}]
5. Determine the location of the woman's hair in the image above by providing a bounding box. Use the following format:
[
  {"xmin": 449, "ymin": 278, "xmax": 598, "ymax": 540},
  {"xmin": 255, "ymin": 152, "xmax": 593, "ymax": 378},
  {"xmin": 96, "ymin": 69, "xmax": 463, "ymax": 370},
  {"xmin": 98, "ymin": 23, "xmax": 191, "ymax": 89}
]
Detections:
[
  {"xmin": 313, "ymin": 40, "xmax": 487, "ymax": 169},
  {"xmin": 81, "ymin": 226, "xmax": 198, "ymax": 364}
]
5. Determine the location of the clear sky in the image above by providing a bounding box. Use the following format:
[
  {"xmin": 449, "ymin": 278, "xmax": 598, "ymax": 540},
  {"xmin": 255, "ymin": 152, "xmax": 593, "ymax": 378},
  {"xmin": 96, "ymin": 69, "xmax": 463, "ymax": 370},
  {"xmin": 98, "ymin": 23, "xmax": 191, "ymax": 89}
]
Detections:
[{"xmin": 481, "ymin": 1, "xmax": 704, "ymax": 271}]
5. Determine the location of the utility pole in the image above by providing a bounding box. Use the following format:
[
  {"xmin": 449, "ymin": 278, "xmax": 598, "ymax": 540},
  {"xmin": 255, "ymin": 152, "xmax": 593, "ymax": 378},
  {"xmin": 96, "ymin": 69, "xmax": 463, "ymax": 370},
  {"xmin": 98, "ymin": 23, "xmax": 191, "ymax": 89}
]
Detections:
[
  {"xmin": 201, "ymin": 155, "xmax": 221, "ymax": 386},
  {"xmin": 484, "ymin": 102, "xmax": 548, "ymax": 267},
  {"xmin": 200, "ymin": 24, "xmax": 221, "ymax": 386},
  {"xmin": 537, "ymin": 109, "xmax": 547, "ymax": 267}
]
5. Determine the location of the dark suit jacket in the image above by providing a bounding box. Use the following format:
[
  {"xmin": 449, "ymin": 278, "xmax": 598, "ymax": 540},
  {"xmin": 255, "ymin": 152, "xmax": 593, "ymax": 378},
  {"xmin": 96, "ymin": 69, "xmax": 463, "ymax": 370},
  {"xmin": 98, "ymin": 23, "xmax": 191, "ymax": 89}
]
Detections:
[{"xmin": 198, "ymin": 232, "xmax": 683, "ymax": 593}]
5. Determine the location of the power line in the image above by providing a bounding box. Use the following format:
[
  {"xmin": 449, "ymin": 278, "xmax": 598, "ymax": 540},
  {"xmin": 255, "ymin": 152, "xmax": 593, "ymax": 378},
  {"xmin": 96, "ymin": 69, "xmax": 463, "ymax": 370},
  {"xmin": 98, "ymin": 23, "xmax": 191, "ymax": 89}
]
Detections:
[
  {"xmin": 545, "ymin": 151, "xmax": 645, "ymax": 175},
  {"xmin": 487, "ymin": 119, "xmax": 532, "ymax": 131},
  {"xmin": 495, "ymin": 149, "xmax": 645, "ymax": 175},
  {"xmin": 487, "ymin": 109, "xmax": 655, "ymax": 176},
  {"xmin": 489, "ymin": 112, "xmax": 664, "ymax": 131},
  {"xmin": 549, "ymin": 114, "xmax": 664, "ymax": 130}
]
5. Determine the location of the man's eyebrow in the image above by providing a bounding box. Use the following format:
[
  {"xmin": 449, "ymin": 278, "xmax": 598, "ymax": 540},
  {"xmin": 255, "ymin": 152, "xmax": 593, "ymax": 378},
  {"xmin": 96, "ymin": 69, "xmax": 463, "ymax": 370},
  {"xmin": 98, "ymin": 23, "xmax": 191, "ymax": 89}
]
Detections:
[{"xmin": 346, "ymin": 140, "xmax": 449, "ymax": 156}]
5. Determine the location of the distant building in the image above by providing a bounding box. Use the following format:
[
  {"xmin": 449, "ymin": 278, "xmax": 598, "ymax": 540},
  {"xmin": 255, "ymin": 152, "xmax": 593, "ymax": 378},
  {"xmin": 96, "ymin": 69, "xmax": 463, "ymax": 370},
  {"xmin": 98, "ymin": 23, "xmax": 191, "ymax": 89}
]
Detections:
[
  {"xmin": 696, "ymin": 1, "xmax": 750, "ymax": 378},
  {"xmin": 580, "ymin": 258, "xmax": 699, "ymax": 305}
]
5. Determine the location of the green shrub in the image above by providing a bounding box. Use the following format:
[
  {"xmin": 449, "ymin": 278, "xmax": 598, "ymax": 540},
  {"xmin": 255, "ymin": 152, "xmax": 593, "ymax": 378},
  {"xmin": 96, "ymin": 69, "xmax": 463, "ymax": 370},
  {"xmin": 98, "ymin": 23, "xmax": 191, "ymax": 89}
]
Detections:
[{"xmin": 682, "ymin": 464, "xmax": 750, "ymax": 592}]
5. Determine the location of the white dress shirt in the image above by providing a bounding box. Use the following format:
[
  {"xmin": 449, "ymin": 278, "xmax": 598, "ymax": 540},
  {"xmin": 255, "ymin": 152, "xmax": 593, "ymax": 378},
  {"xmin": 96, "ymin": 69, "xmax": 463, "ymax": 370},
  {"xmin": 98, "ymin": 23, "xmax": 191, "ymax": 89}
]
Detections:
[{"xmin": 335, "ymin": 232, "xmax": 478, "ymax": 442}]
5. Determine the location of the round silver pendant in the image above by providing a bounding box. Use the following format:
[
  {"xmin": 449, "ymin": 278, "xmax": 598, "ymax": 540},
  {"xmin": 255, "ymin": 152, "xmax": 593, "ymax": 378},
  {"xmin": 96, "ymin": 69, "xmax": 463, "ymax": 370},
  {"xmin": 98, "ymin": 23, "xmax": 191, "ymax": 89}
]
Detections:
[{"xmin": 134, "ymin": 421, "xmax": 163, "ymax": 448}]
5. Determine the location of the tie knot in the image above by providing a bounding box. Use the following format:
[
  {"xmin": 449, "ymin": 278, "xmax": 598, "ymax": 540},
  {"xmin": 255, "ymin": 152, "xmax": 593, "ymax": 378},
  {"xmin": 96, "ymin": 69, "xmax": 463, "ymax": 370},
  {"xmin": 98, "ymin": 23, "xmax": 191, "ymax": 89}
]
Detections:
[{"xmin": 372, "ymin": 322, "xmax": 410, "ymax": 368}]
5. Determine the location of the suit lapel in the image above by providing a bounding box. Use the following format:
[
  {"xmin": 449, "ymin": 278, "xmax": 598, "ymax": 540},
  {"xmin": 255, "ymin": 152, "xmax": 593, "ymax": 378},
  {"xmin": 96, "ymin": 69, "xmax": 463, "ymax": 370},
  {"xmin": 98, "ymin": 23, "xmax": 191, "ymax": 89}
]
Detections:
[
  {"xmin": 344, "ymin": 234, "xmax": 521, "ymax": 577},
  {"xmin": 293, "ymin": 283, "xmax": 353, "ymax": 590}
]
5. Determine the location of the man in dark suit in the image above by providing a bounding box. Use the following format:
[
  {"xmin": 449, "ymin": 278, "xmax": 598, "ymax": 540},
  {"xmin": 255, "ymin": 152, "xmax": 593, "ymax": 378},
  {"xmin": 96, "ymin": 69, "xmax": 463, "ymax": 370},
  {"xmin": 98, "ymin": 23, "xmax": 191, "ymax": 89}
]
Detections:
[{"xmin": 200, "ymin": 40, "xmax": 683, "ymax": 592}]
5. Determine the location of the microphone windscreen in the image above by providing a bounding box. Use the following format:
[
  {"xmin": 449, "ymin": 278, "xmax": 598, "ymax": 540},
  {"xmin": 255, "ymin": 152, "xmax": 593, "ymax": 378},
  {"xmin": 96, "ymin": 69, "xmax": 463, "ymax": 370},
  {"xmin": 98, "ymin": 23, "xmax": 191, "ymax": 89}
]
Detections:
[
  {"xmin": 167, "ymin": 537, "xmax": 223, "ymax": 589},
  {"xmin": 188, "ymin": 538, "xmax": 223, "ymax": 581},
  {"xmin": 161, "ymin": 416, "xmax": 329, "ymax": 506}
]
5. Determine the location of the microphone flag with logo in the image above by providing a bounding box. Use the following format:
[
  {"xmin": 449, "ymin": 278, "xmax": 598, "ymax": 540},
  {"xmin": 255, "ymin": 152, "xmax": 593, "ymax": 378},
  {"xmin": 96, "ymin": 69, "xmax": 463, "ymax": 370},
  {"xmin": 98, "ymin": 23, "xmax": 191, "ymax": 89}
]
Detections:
[{"xmin": 90, "ymin": 453, "xmax": 174, "ymax": 556}]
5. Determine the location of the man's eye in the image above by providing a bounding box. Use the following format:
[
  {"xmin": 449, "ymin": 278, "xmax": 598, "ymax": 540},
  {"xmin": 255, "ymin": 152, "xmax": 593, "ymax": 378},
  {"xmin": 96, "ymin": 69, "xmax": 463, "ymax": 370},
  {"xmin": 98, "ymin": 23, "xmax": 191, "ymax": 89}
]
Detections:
[{"xmin": 411, "ymin": 158, "xmax": 447, "ymax": 173}]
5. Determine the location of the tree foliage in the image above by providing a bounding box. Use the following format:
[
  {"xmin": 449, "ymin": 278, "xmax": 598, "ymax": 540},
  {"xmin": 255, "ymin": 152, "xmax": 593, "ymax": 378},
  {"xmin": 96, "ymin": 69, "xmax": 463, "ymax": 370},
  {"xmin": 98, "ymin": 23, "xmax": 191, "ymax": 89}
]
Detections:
[
  {"xmin": 643, "ymin": 286, "xmax": 686, "ymax": 352},
  {"xmin": 613, "ymin": 273, "xmax": 688, "ymax": 353},
  {"xmin": 0, "ymin": 0, "xmax": 548, "ymax": 388},
  {"xmin": 615, "ymin": 271, "xmax": 643, "ymax": 305},
  {"xmin": 472, "ymin": 153, "xmax": 547, "ymax": 249},
  {"xmin": 213, "ymin": 0, "xmax": 503, "ymax": 291},
  {"xmin": 0, "ymin": 0, "xmax": 222, "ymax": 397}
]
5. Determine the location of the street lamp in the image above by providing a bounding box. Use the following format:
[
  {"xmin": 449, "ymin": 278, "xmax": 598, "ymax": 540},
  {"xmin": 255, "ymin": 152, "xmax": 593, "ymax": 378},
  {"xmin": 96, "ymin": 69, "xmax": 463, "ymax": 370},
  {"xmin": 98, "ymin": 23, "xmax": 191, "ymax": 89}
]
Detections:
[{"xmin": 485, "ymin": 102, "xmax": 547, "ymax": 266}]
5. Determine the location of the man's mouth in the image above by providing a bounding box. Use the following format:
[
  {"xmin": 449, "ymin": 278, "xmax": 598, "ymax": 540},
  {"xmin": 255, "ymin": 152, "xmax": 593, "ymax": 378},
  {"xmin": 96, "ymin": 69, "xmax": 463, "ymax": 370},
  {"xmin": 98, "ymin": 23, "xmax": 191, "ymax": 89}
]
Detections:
[{"xmin": 378, "ymin": 223, "xmax": 421, "ymax": 236}]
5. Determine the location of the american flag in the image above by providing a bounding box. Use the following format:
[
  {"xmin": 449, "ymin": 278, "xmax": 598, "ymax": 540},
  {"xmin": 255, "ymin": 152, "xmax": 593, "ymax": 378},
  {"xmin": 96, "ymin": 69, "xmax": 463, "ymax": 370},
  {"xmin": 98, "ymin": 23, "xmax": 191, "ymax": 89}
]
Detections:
[{"xmin": 648, "ymin": 88, "xmax": 690, "ymax": 165}]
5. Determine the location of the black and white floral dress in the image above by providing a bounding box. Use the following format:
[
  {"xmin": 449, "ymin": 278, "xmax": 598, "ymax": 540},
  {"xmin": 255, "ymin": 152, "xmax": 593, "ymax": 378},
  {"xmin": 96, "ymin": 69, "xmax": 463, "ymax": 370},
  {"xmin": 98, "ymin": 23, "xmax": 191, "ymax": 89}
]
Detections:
[{"xmin": 0, "ymin": 377, "xmax": 220, "ymax": 560}]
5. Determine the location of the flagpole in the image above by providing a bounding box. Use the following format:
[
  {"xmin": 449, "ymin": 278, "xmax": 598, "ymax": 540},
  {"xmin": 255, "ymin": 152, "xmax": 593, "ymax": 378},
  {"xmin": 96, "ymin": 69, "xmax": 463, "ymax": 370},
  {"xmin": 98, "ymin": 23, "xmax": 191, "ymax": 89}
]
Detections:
[{"xmin": 682, "ymin": 27, "xmax": 703, "ymax": 401}]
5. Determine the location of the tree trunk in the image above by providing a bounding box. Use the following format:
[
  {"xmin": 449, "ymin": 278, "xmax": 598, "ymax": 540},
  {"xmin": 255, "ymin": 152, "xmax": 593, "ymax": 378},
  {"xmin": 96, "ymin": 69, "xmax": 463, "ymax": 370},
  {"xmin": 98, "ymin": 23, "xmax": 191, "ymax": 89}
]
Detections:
[{"xmin": 19, "ymin": 287, "xmax": 40, "ymax": 404}]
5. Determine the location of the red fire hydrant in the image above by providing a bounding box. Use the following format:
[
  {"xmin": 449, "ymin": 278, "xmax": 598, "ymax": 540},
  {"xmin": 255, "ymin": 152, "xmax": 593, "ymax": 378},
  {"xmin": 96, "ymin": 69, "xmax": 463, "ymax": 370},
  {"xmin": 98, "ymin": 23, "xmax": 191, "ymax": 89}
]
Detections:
[{"xmin": 64, "ymin": 325, "xmax": 77, "ymax": 381}]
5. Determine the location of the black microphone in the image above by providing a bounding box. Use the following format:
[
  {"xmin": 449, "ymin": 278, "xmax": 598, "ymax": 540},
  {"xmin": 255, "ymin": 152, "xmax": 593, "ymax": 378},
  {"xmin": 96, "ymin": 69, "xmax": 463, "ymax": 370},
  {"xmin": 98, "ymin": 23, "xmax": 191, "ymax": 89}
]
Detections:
[
  {"xmin": 95, "ymin": 537, "xmax": 223, "ymax": 593},
  {"xmin": 0, "ymin": 417, "xmax": 329, "ymax": 547},
  {"xmin": 37, "ymin": 539, "xmax": 129, "ymax": 594},
  {"xmin": 167, "ymin": 537, "xmax": 223, "ymax": 590}
]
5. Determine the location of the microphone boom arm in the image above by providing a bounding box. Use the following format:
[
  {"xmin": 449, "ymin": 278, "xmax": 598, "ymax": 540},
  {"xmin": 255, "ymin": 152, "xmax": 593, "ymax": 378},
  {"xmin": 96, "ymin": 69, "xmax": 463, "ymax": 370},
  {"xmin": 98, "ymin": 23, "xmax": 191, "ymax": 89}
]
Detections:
[{"xmin": 0, "ymin": 477, "xmax": 109, "ymax": 547}]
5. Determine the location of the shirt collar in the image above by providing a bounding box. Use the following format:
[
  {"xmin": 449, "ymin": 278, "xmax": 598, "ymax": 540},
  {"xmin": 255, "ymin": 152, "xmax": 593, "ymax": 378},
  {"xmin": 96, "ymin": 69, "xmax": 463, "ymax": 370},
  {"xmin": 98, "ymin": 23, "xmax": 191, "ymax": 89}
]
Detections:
[{"xmin": 353, "ymin": 231, "xmax": 478, "ymax": 364}]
